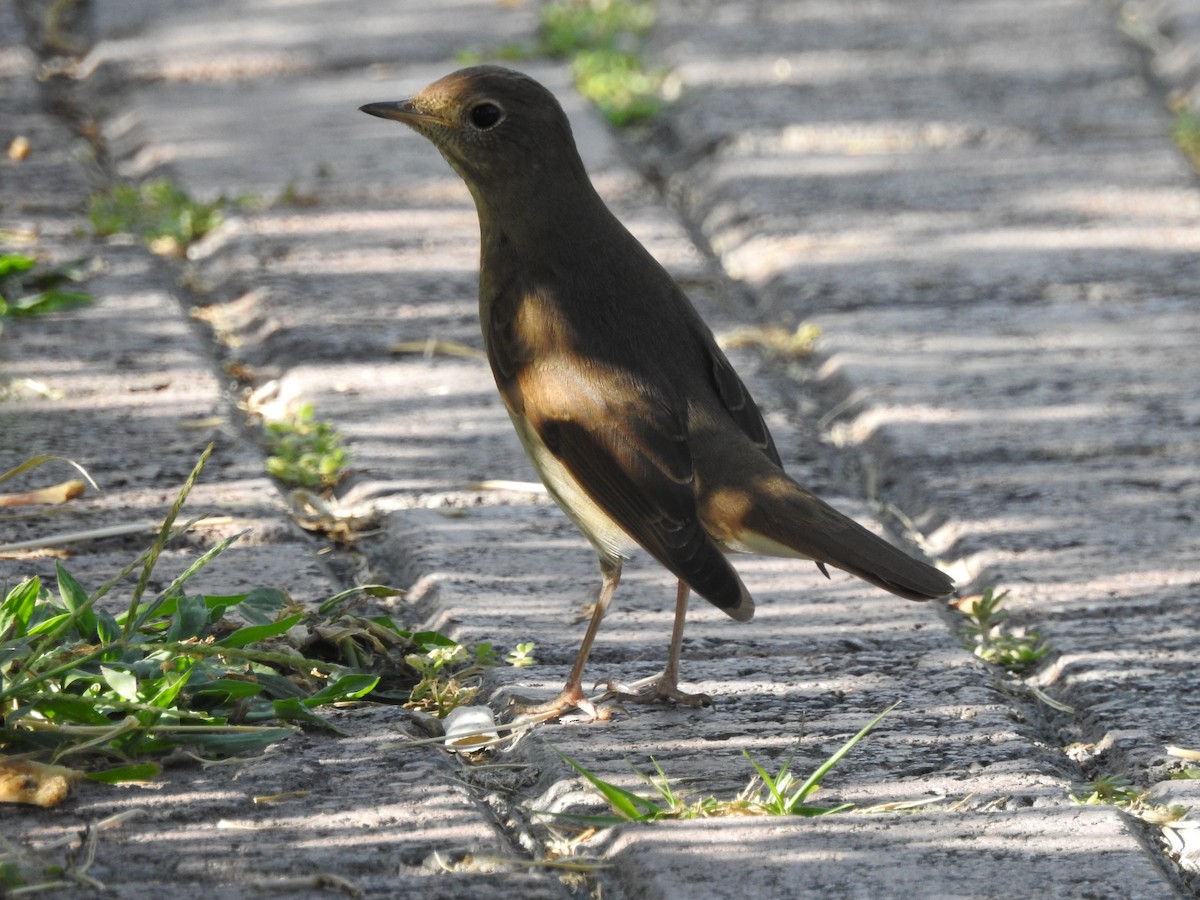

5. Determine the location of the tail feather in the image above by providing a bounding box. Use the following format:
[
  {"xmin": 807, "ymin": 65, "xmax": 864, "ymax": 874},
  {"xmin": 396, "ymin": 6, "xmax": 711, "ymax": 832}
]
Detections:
[{"xmin": 735, "ymin": 475, "xmax": 954, "ymax": 601}]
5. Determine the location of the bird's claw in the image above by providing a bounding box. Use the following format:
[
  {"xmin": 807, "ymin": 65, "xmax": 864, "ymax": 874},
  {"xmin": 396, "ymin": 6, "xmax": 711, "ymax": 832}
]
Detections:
[
  {"xmin": 598, "ymin": 674, "xmax": 712, "ymax": 708},
  {"xmin": 504, "ymin": 689, "xmax": 618, "ymax": 723}
]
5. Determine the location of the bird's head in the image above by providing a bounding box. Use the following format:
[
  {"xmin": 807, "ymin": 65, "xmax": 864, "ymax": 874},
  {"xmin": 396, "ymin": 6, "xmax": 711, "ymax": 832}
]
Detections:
[{"xmin": 361, "ymin": 66, "xmax": 590, "ymax": 206}]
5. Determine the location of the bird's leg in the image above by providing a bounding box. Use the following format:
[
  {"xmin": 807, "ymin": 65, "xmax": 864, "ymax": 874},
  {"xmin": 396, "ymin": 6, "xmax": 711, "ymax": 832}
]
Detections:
[
  {"xmin": 604, "ymin": 580, "xmax": 712, "ymax": 708},
  {"xmin": 508, "ymin": 558, "xmax": 621, "ymax": 721}
]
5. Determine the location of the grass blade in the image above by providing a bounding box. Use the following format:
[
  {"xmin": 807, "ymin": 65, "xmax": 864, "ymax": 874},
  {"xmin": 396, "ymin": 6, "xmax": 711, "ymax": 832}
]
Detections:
[
  {"xmin": 789, "ymin": 701, "xmax": 899, "ymax": 807},
  {"xmin": 557, "ymin": 750, "xmax": 666, "ymax": 821},
  {"xmin": 125, "ymin": 442, "xmax": 213, "ymax": 636},
  {"xmin": 0, "ymin": 454, "xmax": 99, "ymax": 491}
]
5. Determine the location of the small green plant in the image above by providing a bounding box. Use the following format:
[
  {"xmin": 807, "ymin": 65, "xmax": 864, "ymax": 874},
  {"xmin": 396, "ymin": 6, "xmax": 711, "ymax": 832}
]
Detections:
[
  {"xmin": 957, "ymin": 587, "xmax": 1049, "ymax": 673},
  {"xmin": 0, "ymin": 253, "xmax": 93, "ymax": 320},
  {"xmin": 459, "ymin": 0, "xmax": 666, "ymax": 126},
  {"xmin": 1070, "ymin": 774, "xmax": 1190, "ymax": 826},
  {"xmin": 0, "ymin": 447, "xmax": 490, "ymax": 783},
  {"xmin": 1071, "ymin": 774, "xmax": 1142, "ymax": 807},
  {"xmin": 551, "ymin": 703, "xmax": 896, "ymax": 825},
  {"xmin": 1167, "ymin": 746, "xmax": 1200, "ymax": 780},
  {"xmin": 1172, "ymin": 108, "xmax": 1200, "ymax": 172},
  {"xmin": 556, "ymin": 753, "xmax": 694, "ymax": 823},
  {"xmin": 539, "ymin": 0, "xmax": 656, "ymax": 57},
  {"xmin": 89, "ymin": 178, "xmax": 223, "ymax": 255},
  {"xmin": 263, "ymin": 403, "xmax": 349, "ymax": 491},
  {"xmin": 404, "ymin": 637, "xmax": 498, "ymax": 716},
  {"xmin": 505, "ymin": 641, "xmax": 537, "ymax": 667},
  {"xmin": 570, "ymin": 48, "xmax": 665, "ymax": 126},
  {"xmin": 541, "ymin": 0, "xmax": 664, "ymax": 126}
]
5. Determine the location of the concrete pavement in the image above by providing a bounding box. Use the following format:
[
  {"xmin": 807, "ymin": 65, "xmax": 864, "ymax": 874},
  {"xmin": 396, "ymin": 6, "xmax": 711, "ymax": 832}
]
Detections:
[{"xmin": 2, "ymin": 0, "xmax": 1196, "ymax": 896}]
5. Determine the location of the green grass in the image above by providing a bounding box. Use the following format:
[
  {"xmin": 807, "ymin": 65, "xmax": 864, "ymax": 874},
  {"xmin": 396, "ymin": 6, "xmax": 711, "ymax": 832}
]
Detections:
[
  {"xmin": 1172, "ymin": 108, "xmax": 1200, "ymax": 172},
  {"xmin": 543, "ymin": 0, "xmax": 665, "ymax": 126},
  {"xmin": 1071, "ymin": 774, "xmax": 1141, "ymax": 806},
  {"xmin": 263, "ymin": 403, "xmax": 349, "ymax": 491},
  {"xmin": 539, "ymin": 0, "xmax": 656, "ymax": 57},
  {"xmin": 458, "ymin": 0, "xmax": 666, "ymax": 127},
  {"xmin": 1071, "ymin": 774, "xmax": 1190, "ymax": 826},
  {"xmin": 405, "ymin": 637, "xmax": 497, "ymax": 716},
  {"xmin": 88, "ymin": 178, "xmax": 223, "ymax": 256},
  {"xmin": 0, "ymin": 253, "xmax": 93, "ymax": 320},
  {"xmin": 548, "ymin": 703, "xmax": 897, "ymax": 825},
  {"xmin": 570, "ymin": 47, "xmax": 665, "ymax": 126},
  {"xmin": 956, "ymin": 586, "xmax": 1049, "ymax": 673},
  {"xmin": 0, "ymin": 447, "xmax": 510, "ymax": 784}
]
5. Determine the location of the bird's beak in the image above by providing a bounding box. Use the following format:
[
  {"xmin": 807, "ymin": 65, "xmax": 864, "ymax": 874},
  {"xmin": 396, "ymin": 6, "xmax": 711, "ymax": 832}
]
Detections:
[{"xmin": 359, "ymin": 99, "xmax": 451, "ymax": 127}]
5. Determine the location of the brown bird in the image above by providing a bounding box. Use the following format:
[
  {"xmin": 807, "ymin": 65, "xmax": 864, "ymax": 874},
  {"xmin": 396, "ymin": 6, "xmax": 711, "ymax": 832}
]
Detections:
[{"xmin": 361, "ymin": 66, "xmax": 954, "ymax": 718}]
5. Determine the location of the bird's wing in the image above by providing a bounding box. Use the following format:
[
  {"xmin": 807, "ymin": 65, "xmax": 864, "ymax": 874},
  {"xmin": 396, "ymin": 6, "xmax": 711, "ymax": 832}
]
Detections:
[
  {"xmin": 703, "ymin": 333, "xmax": 783, "ymax": 467},
  {"xmin": 519, "ymin": 359, "xmax": 752, "ymax": 618}
]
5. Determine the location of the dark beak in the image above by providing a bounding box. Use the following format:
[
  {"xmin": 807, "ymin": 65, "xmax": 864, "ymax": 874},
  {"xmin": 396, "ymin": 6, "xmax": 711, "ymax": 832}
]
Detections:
[{"xmin": 359, "ymin": 99, "xmax": 450, "ymax": 127}]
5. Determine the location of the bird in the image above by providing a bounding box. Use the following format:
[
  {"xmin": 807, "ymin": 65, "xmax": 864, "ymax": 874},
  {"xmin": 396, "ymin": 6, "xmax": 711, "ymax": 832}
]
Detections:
[{"xmin": 361, "ymin": 66, "xmax": 954, "ymax": 719}]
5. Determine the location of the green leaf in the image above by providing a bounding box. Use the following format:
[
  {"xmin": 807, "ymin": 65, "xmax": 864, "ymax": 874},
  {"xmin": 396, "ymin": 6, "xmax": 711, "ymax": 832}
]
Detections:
[
  {"xmin": 129, "ymin": 589, "xmax": 227, "ymax": 629},
  {"xmin": 0, "ymin": 253, "xmax": 37, "ymax": 278},
  {"xmin": 123, "ymin": 594, "xmax": 170, "ymax": 632},
  {"xmin": 305, "ymin": 674, "xmax": 379, "ymax": 706},
  {"xmin": 56, "ymin": 562, "xmax": 98, "ymax": 640},
  {"xmin": 187, "ymin": 727, "xmax": 296, "ymax": 754},
  {"xmin": 3, "ymin": 290, "xmax": 94, "ymax": 318},
  {"xmin": 235, "ymin": 587, "xmax": 289, "ymax": 626},
  {"xmin": 191, "ymin": 678, "xmax": 266, "ymax": 702},
  {"xmin": 16, "ymin": 695, "xmax": 113, "ymax": 726},
  {"xmin": 317, "ymin": 583, "xmax": 405, "ymax": 616},
  {"xmin": 0, "ymin": 638, "xmax": 34, "ymax": 673},
  {"xmin": 272, "ymin": 697, "xmax": 347, "ymax": 734},
  {"xmin": 0, "ymin": 859, "xmax": 25, "ymax": 889},
  {"xmin": 22, "ymin": 258, "xmax": 84, "ymax": 291},
  {"xmin": 411, "ymin": 630, "xmax": 458, "ymax": 649},
  {"xmin": 216, "ymin": 613, "xmax": 302, "ymax": 649},
  {"xmin": 368, "ymin": 614, "xmax": 410, "ymax": 637},
  {"xmin": 745, "ymin": 753, "xmax": 784, "ymax": 809},
  {"xmin": 1, "ymin": 578, "xmax": 41, "ymax": 639},
  {"xmin": 138, "ymin": 726, "xmax": 295, "ymax": 757},
  {"xmin": 94, "ymin": 608, "xmax": 122, "ymax": 644},
  {"xmin": 101, "ymin": 665, "xmax": 140, "ymax": 702},
  {"xmin": 144, "ymin": 668, "xmax": 192, "ymax": 709},
  {"xmin": 87, "ymin": 762, "xmax": 163, "ymax": 784},
  {"xmin": 165, "ymin": 594, "xmax": 210, "ymax": 642},
  {"xmin": 26, "ymin": 611, "xmax": 72, "ymax": 636},
  {"xmin": 251, "ymin": 671, "xmax": 306, "ymax": 700}
]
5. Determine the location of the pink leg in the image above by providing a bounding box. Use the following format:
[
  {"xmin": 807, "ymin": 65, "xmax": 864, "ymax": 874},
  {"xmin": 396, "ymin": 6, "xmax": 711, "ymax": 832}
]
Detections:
[
  {"xmin": 509, "ymin": 558, "xmax": 621, "ymax": 720},
  {"xmin": 606, "ymin": 580, "xmax": 712, "ymax": 708}
]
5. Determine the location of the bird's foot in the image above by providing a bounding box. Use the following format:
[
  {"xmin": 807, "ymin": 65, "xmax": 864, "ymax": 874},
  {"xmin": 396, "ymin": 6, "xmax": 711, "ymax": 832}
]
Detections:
[
  {"xmin": 505, "ymin": 686, "xmax": 616, "ymax": 724},
  {"xmin": 600, "ymin": 673, "xmax": 712, "ymax": 708}
]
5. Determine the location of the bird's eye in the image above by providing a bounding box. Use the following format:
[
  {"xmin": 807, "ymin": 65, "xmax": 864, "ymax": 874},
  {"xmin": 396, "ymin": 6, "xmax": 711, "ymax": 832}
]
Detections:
[{"xmin": 468, "ymin": 101, "xmax": 504, "ymax": 130}]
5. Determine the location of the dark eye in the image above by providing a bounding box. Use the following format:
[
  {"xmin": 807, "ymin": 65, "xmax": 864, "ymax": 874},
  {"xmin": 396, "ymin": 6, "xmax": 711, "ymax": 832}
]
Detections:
[{"xmin": 468, "ymin": 101, "xmax": 504, "ymax": 130}]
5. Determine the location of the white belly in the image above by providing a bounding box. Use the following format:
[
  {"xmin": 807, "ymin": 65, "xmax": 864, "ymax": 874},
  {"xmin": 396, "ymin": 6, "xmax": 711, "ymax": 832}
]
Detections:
[{"xmin": 507, "ymin": 410, "xmax": 634, "ymax": 566}]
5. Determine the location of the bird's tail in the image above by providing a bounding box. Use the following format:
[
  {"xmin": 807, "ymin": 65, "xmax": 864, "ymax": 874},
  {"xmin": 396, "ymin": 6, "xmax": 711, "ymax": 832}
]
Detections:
[{"xmin": 707, "ymin": 469, "xmax": 954, "ymax": 602}]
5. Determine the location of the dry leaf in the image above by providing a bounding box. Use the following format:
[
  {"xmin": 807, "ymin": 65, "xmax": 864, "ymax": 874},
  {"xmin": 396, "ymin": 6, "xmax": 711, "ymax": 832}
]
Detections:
[
  {"xmin": 0, "ymin": 759, "xmax": 84, "ymax": 807},
  {"xmin": 7, "ymin": 135, "xmax": 31, "ymax": 161},
  {"xmin": 0, "ymin": 479, "xmax": 86, "ymax": 508}
]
